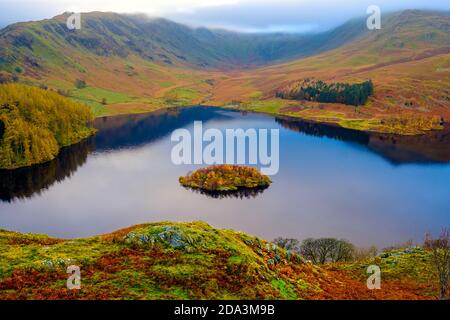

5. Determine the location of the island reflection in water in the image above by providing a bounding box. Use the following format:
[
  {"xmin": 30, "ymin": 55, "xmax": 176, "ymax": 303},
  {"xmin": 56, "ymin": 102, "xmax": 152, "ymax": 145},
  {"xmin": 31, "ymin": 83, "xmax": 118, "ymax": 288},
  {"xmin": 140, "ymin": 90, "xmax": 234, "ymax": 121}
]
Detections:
[
  {"xmin": 0, "ymin": 107, "xmax": 449, "ymax": 248},
  {"xmin": 181, "ymin": 185, "xmax": 270, "ymax": 199},
  {"xmin": 0, "ymin": 107, "xmax": 230, "ymax": 201},
  {"xmin": 1, "ymin": 107, "xmax": 449, "ymax": 202}
]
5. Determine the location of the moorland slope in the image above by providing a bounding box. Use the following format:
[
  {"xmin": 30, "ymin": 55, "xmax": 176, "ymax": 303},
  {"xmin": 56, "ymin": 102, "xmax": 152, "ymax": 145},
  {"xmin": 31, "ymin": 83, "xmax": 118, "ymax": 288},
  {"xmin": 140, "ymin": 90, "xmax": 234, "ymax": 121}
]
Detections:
[
  {"xmin": 0, "ymin": 221, "xmax": 439, "ymax": 300},
  {"xmin": 0, "ymin": 10, "xmax": 449, "ymax": 134}
]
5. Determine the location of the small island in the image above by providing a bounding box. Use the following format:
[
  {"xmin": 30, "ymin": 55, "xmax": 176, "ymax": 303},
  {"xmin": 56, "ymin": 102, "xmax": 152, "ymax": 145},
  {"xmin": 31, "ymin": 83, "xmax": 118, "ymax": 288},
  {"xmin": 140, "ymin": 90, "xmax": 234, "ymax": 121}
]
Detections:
[{"xmin": 179, "ymin": 164, "xmax": 272, "ymax": 193}]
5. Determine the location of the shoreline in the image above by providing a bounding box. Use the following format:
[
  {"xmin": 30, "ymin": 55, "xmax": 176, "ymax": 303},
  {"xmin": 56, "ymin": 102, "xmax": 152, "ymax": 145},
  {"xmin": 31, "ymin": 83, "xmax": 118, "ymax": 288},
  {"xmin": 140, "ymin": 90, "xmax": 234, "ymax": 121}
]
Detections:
[
  {"xmin": 94, "ymin": 103, "xmax": 446, "ymax": 137},
  {"xmin": 3, "ymin": 104, "xmax": 446, "ymax": 171},
  {"xmin": 0, "ymin": 128, "xmax": 96, "ymax": 171}
]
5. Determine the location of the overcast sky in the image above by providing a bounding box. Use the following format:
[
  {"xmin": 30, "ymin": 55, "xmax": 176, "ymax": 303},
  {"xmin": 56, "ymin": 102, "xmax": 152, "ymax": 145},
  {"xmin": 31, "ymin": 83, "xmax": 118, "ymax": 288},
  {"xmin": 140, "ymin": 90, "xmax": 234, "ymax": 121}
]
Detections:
[{"xmin": 1, "ymin": 0, "xmax": 449, "ymax": 32}]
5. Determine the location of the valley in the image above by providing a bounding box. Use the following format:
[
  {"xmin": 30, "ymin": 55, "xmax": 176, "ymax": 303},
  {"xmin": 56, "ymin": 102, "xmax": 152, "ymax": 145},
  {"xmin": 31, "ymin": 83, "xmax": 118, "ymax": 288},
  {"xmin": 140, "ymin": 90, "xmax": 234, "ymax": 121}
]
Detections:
[
  {"xmin": 0, "ymin": 7, "xmax": 449, "ymax": 302},
  {"xmin": 1, "ymin": 10, "xmax": 449, "ymax": 135}
]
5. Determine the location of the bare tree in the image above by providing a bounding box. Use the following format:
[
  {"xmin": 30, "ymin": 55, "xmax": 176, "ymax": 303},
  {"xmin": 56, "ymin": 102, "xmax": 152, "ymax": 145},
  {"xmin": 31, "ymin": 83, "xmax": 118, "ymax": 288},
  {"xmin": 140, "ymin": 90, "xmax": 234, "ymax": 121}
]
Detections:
[
  {"xmin": 331, "ymin": 239, "xmax": 356, "ymax": 263},
  {"xmin": 273, "ymin": 237, "xmax": 300, "ymax": 252},
  {"xmin": 424, "ymin": 228, "xmax": 449, "ymax": 300},
  {"xmin": 353, "ymin": 246, "xmax": 378, "ymax": 261},
  {"xmin": 300, "ymin": 238, "xmax": 355, "ymax": 264}
]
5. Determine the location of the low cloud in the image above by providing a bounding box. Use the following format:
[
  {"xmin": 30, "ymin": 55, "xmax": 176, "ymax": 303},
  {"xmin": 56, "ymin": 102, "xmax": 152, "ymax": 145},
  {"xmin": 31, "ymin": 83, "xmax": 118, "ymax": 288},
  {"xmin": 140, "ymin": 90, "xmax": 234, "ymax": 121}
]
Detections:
[{"xmin": 0, "ymin": 0, "xmax": 449, "ymax": 32}]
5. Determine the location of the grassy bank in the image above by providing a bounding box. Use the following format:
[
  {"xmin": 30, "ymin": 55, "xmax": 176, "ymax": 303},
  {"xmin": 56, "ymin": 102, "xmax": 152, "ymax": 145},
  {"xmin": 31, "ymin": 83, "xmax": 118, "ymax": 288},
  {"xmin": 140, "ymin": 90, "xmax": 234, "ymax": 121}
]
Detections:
[
  {"xmin": 76, "ymin": 90, "xmax": 444, "ymax": 136},
  {"xmin": 0, "ymin": 221, "xmax": 439, "ymax": 300},
  {"xmin": 221, "ymin": 98, "xmax": 444, "ymax": 136}
]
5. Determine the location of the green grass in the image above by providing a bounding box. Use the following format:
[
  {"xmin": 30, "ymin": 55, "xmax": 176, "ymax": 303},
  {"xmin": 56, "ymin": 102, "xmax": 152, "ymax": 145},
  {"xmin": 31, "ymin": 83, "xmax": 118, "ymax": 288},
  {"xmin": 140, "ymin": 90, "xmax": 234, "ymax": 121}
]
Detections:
[
  {"xmin": 0, "ymin": 222, "xmax": 312, "ymax": 299},
  {"xmin": 164, "ymin": 87, "xmax": 200, "ymax": 105},
  {"xmin": 153, "ymin": 80, "xmax": 174, "ymax": 88},
  {"xmin": 0, "ymin": 230, "xmax": 119, "ymax": 279},
  {"xmin": 223, "ymin": 96, "xmax": 442, "ymax": 135},
  {"xmin": 344, "ymin": 247, "xmax": 436, "ymax": 285},
  {"xmin": 72, "ymin": 87, "xmax": 134, "ymax": 104},
  {"xmin": 71, "ymin": 87, "xmax": 135, "ymax": 116},
  {"xmin": 70, "ymin": 97, "xmax": 108, "ymax": 116},
  {"xmin": 0, "ymin": 222, "xmax": 440, "ymax": 300},
  {"xmin": 229, "ymin": 98, "xmax": 286, "ymax": 114},
  {"xmin": 271, "ymin": 279, "xmax": 298, "ymax": 300}
]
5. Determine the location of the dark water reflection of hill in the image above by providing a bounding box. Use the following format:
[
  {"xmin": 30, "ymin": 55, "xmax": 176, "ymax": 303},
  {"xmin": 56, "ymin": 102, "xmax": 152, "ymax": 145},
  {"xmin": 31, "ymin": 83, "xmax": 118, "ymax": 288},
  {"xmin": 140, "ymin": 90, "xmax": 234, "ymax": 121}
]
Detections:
[
  {"xmin": 0, "ymin": 138, "xmax": 94, "ymax": 202},
  {"xmin": 275, "ymin": 117, "xmax": 450, "ymax": 164},
  {"xmin": 0, "ymin": 107, "xmax": 233, "ymax": 201},
  {"xmin": 1, "ymin": 107, "xmax": 449, "ymax": 202}
]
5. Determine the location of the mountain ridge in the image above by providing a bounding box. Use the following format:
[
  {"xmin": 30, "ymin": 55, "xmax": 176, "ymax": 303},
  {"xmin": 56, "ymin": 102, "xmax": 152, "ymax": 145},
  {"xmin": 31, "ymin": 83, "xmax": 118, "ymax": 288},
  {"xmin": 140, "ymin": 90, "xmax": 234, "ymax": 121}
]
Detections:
[
  {"xmin": 0, "ymin": 9, "xmax": 449, "ymax": 135},
  {"xmin": 0, "ymin": 10, "xmax": 370, "ymax": 72}
]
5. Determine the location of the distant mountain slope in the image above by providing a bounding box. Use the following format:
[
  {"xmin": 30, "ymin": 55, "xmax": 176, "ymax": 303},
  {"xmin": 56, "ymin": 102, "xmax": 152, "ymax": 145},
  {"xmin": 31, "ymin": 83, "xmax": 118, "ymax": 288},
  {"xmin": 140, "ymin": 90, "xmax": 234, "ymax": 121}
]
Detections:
[
  {"xmin": 0, "ymin": 10, "xmax": 448, "ymax": 135},
  {"xmin": 211, "ymin": 10, "xmax": 450, "ymax": 95},
  {"xmin": 0, "ymin": 11, "xmax": 368, "ymax": 73},
  {"xmin": 308, "ymin": 10, "xmax": 450, "ymax": 69},
  {"xmin": 208, "ymin": 10, "xmax": 450, "ymax": 134}
]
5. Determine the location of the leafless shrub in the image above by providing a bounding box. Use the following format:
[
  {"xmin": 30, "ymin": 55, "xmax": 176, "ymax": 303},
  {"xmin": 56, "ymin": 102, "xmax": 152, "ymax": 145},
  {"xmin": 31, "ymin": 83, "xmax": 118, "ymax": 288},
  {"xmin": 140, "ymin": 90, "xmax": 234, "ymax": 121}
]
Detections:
[
  {"xmin": 273, "ymin": 237, "xmax": 300, "ymax": 252},
  {"xmin": 353, "ymin": 246, "xmax": 378, "ymax": 261},
  {"xmin": 300, "ymin": 238, "xmax": 355, "ymax": 264},
  {"xmin": 424, "ymin": 228, "xmax": 449, "ymax": 300}
]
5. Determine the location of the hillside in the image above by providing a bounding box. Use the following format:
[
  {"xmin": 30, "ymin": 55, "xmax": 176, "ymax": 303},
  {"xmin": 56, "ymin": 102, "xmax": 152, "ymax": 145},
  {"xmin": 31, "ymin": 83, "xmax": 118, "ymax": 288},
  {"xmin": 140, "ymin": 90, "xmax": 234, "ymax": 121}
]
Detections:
[
  {"xmin": 211, "ymin": 10, "xmax": 450, "ymax": 134},
  {"xmin": 0, "ymin": 83, "xmax": 94, "ymax": 169},
  {"xmin": 0, "ymin": 11, "xmax": 367, "ymax": 72},
  {"xmin": 0, "ymin": 221, "xmax": 438, "ymax": 300},
  {"xmin": 0, "ymin": 10, "xmax": 448, "ymax": 134},
  {"xmin": 0, "ymin": 11, "xmax": 368, "ymax": 117}
]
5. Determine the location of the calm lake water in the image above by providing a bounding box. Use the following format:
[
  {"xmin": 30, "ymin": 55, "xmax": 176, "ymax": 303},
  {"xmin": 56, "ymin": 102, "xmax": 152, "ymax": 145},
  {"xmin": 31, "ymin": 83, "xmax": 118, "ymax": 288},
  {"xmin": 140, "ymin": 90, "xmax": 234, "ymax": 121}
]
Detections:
[{"xmin": 1, "ymin": 107, "xmax": 449, "ymax": 247}]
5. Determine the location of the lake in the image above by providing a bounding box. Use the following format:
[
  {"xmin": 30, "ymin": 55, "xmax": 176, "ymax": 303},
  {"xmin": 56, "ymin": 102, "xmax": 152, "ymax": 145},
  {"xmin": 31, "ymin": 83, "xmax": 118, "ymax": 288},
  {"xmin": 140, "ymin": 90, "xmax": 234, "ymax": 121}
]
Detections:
[{"xmin": 1, "ymin": 107, "xmax": 449, "ymax": 247}]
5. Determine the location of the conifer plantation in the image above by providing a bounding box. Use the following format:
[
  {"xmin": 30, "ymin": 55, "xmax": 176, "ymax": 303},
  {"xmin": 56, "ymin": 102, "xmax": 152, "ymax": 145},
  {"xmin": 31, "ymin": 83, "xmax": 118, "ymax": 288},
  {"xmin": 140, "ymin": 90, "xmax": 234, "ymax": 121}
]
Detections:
[
  {"xmin": 276, "ymin": 79, "xmax": 374, "ymax": 106},
  {"xmin": 0, "ymin": 83, "xmax": 94, "ymax": 169}
]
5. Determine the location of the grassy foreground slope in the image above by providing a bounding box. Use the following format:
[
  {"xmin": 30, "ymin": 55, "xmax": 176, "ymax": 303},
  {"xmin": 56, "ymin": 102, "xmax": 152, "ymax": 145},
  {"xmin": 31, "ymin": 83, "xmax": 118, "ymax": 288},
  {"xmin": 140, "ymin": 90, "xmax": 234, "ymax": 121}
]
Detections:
[
  {"xmin": 0, "ymin": 83, "xmax": 94, "ymax": 169},
  {"xmin": 0, "ymin": 221, "xmax": 438, "ymax": 300}
]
